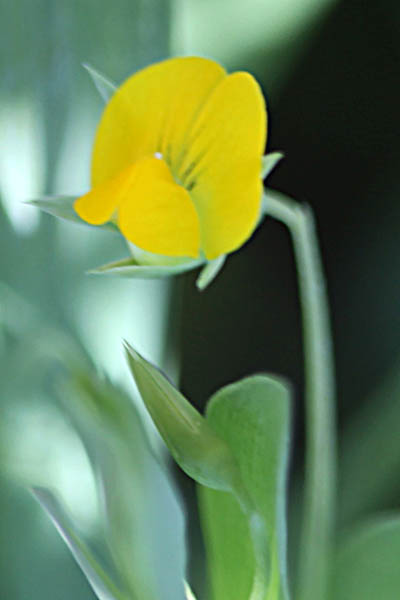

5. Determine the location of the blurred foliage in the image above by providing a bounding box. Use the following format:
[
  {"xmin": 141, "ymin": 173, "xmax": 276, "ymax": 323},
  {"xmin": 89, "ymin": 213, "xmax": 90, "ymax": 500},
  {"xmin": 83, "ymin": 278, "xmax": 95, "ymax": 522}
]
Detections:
[
  {"xmin": 1, "ymin": 1, "xmax": 171, "ymax": 599},
  {"xmin": 331, "ymin": 516, "xmax": 400, "ymax": 599},
  {"xmin": 40, "ymin": 365, "xmax": 187, "ymax": 600}
]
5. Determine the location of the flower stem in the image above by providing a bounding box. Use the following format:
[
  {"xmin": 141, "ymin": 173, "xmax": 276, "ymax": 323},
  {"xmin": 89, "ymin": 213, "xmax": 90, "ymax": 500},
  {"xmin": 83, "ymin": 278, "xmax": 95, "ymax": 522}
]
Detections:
[{"xmin": 262, "ymin": 189, "xmax": 337, "ymax": 600}]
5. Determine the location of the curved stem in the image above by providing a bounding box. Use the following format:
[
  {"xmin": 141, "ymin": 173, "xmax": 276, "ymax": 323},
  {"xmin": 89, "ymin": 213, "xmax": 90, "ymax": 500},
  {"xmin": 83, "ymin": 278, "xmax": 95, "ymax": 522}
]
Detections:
[{"xmin": 262, "ymin": 189, "xmax": 337, "ymax": 600}]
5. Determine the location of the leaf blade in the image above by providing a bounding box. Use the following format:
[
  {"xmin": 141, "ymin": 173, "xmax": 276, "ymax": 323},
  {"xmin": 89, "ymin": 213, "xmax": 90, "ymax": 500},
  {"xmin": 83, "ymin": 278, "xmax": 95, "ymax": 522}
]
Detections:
[
  {"xmin": 199, "ymin": 375, "xmax": 291, "ymax": 600},
  {"xmin": 124, "ymin": 342, "xmax": 242, "ymax": 493},
  {"xmin": 32, "ymin": 487, "xmax": 126, "ymax": 600}
]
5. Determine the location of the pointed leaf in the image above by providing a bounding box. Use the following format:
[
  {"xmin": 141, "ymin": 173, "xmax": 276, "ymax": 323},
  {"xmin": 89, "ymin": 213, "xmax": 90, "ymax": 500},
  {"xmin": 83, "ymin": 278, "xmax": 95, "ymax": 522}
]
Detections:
[
  {"xmin": 196, "ymin": 255, "xmax": 226, "ymax": 291},
  {"xmin": 261, "ymin": 152, "xmax": 284, "ymax": 180},
  {"xmin": 32, "ymin": 487, "xmax": 126, "ymax": 600},
  {"xmin": 89, "ymin": 256, "xmax": 202, "ymax": 279},
  {"xmin": 199, "ymin": 375, "xmax": 291, "ymax": 600},
  {"xmin": 27, "ymin": 196, "xmax": 118, "ymax": 232},
  {"xmin": 332, "ymin": 516, "xmax": 400, "ymax": 600},
  {"xmin": 83, "ymin": 63, "xmax": 117, "ymax": 103},
  {"xmin": 124, "ymin": 342, "xmax": 242, "ymax": 493}
]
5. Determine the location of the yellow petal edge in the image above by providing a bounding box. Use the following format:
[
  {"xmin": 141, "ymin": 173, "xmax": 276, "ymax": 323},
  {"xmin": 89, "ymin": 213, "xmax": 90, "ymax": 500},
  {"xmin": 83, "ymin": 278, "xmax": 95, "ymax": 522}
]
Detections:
[{"xmin": 74, "ymin": 56, "xmax": 267, "ymax": 260}]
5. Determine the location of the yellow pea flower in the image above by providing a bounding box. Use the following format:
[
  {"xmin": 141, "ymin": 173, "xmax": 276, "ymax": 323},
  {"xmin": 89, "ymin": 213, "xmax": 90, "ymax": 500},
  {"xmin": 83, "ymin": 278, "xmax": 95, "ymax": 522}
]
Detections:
[{"xmin": 74, "ymin": 56, "xmax": 267, "ymax": 261}]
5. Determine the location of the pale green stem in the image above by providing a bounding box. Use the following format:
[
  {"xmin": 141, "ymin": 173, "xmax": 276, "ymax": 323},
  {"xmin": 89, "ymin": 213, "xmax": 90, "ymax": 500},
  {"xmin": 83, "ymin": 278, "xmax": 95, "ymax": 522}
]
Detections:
[{"xmin": 262, "ymin": 189, "xmax": 337, "ymax": 600}]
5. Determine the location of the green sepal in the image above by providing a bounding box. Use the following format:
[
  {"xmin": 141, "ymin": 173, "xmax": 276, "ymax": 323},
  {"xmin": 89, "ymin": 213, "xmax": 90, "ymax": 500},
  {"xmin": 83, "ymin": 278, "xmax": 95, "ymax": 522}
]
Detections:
[
  {"xmin": 32, "ymin": 487, "xmax": 127, "ymax": 600},
  {"xmin": 83, "ymin": 63, "xmax": 117, "ymax": 103},
  {"xmin": 89, "ymin": 256, "xmax": 203, "ymax": 279},
  {"xmin": 26, "ymin": 195, "xmax": 118, "ymax": 233},
  {"xmin": 27, "ymin": 196, "xmax": 205, "ymax": 280},
  {"xmin": 331, "ymin": 515, "xmax": 400, "ymax": 600},
  {"xmin": 199, "ymin": 375, "xmax": 291, "ymax": 600},
  {"xmin": 261, "ymin": 152, "xmax": 284, "ymax": 180},
  {"xmin": 124, "ymin": 342, "xmax": 243, "ymax": 494},
  {"xmin": 196, "ymin": 254, "xmax": 226, "ymax": 291}
]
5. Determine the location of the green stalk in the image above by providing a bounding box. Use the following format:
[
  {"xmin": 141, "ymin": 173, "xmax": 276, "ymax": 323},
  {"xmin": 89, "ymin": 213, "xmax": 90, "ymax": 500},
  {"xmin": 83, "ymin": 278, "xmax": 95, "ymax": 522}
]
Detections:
[{"xmin": 262, "ymin": 189, "xmax": 337, "ymax": 600}]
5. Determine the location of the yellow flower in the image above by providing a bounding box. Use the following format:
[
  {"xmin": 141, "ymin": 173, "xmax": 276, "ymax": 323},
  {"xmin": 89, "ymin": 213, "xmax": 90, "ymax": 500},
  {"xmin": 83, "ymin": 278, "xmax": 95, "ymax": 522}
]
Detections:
[{"xmin": 74, "ymin": 57, "xmax": 267, "ymax": 261}]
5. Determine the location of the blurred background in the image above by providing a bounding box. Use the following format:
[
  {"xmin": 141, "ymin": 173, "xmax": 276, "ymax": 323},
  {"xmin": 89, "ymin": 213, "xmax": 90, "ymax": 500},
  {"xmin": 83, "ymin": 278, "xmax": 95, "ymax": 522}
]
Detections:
[{"xmin": 1, "ymin": 0, "xmax": 400, "ymax": 598}]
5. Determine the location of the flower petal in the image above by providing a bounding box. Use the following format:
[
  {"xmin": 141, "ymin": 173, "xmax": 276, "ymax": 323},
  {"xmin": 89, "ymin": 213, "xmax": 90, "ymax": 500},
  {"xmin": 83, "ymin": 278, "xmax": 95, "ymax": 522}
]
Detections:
[
  {"xmin": 91, "ymin": 57, "xmax": 226, "ymax": 188},
  {"xmin": 177, "ymin": 72, "xmax": 267, "ymax": 259},
  {"xmin": 74, "ymin": 163, "xmax": 136, "ymax": 225},
  {"xmin": 118, "ymin": 157, "xmax": 200, "ymax": 258}
]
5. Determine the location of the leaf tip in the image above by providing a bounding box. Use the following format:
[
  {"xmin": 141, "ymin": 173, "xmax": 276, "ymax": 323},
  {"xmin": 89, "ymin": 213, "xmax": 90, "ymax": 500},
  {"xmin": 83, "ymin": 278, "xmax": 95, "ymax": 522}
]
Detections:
[
  {"xmin": 122, "ymin": 339, "xmax": 142, "ymax": 366},
  {"xmin": 261, "ymin": 151, "xmax": 285, "ymax": 180},
  {"xmin": 85, "ymin": 268, "xmax": 101, "ymax": 276},
  {"xmin": 195, "ymin": 255, "xmax": 226, "ymax": 291},
  {"xmin": 81, "ymin": 62, "xmax": 98, "ymax": 78},
  {"xmin": 195, "ymin": 277, "xmax": 206, "ymax": 292}
]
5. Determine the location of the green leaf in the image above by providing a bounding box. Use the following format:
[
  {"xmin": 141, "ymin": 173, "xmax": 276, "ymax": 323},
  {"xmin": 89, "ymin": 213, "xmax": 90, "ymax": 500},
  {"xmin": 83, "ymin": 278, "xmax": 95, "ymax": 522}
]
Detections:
[
  {"xmin": 65, "ymin": 371, "xmax": 187, "ymax": 600},
  {"xmin": 261, "ymin": 152, "xmax": 284, "ymax": 180},
  {"xmin": 89, "ymin": 256, "xmax": 203, "ymax": 279},
  {"xmin": 196, "ymin": 255, "xmax": 226, "ymax": 291},
  {"xmin": 199, "ymin": 375, "xmax": 291, "ymax": 600},
  {"xmin": 27, "ymin": 195, "xmax": 118, "ymax": 232},
  {"xmin": 32, "ymin": 487, "xmax": 126, "ymax": 600},
  {"xmin": 332, "ymin": 516, "xmax": 400, "ymax": 600},
  {"xmin": 124, "ymin": 342, "xmax": 243, "ymax": 494},
  {"xmin": 83, "ymin": 63, "xmax": 117, "ymax": 103}
]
